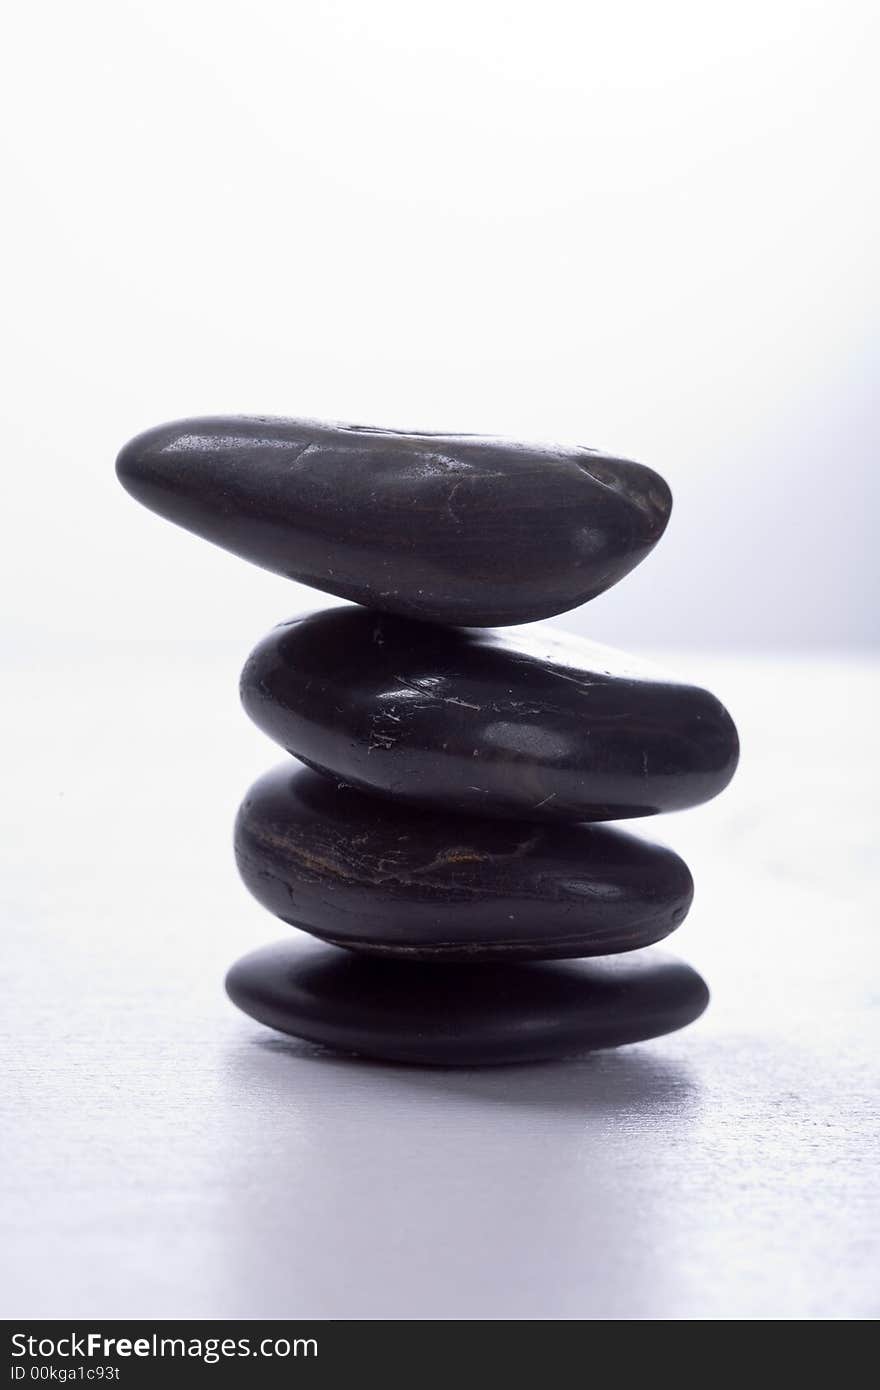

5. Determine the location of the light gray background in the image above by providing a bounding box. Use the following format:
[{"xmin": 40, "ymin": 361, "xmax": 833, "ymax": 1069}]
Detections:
[
  {"xmin": 2, "ymin": 1, "xmax": 879, "ymax": 1322},
  {"xmin": 2, "ymin": 0, "xmax": 878, "ymax": 652}
]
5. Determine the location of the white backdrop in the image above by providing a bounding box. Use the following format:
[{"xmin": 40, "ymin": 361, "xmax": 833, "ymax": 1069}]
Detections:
[
  {"xmin": 3, "ymin": 3, "xmax": 880, "ymax": 1324},
  {"xmin": 3, "ymin": 0, "xmax": 877, "ymax": 652}
]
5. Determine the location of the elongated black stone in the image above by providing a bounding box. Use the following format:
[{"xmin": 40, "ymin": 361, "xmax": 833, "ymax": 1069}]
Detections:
[
  {"xmin": 225, "ymin": 939, "xmax": 709, "ymax": 1065},
  {"xmin": 241, "ymin": 609, "xmax": 739, "ymax": 823},
  {"xmin": 115, "ymin": 416, "xmax": 671, "ymax": 625},
  {"xmin": 234, "ymin": 764, "xmax": 694, "ymax": 961}
]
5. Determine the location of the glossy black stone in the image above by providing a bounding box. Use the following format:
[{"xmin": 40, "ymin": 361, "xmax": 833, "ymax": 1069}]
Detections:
[
  {"xmin": 225, "ymin": 938, "xmax": 709, "ymax": 1065},
  {"xmin": 234, "ymin": 764, "xmax": 694, "ymax": 961},
  {"xmin": 241, "ymin": 609, "xmax": 739, "ymax": 823},
  {"xmin": 115, "ymin": 416, "xmax": 671, "ymax": 626}
]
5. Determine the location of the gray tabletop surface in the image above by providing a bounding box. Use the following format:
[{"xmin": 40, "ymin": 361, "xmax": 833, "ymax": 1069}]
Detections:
[{"xmin": 3, "ymin": 640, "xmax": 878, "ymax": 1320}]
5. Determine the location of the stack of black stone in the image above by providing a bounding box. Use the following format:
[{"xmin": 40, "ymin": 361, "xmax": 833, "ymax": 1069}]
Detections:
[{"xmin": 117, "ymin": 416, "xmax": 739, "ymax": 1065}]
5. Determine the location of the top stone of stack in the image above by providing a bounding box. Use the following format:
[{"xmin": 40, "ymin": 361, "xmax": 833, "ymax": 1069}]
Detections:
[{"xmin": 116, "ymin": 416, "xmax": 671, "ymax": 626}]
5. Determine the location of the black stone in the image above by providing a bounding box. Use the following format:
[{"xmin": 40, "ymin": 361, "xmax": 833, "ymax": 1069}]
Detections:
[
  {"xmin": 225, "ymin": 938, "xmax": 709, "ymax": 1065},
  {"xmin": 115, "ymin": 416, "xmax": 671, "ymax": 626},
  {"xmin": 234, "ymin": 764, "xmax": 694, "ymax": 961},
  {"xmin": 241, "ymin": 608, "xmax": 739, "ymax": 823}
]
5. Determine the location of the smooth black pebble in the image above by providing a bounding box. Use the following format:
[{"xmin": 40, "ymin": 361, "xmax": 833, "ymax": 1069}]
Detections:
[
  {"xmin": 242, "ymin": 608, "xmax": 739, "ymax": 823},
  {"xmin": 116, "ymin": 415, "xmax": 671, "ymax": 625},
  {"xmin": 234, "ymin": 764, "xmax": 694, "ymax": 961},
  {"xmin": 225, "ymin": 938, "xmax": 709, "ymax": 1065}
]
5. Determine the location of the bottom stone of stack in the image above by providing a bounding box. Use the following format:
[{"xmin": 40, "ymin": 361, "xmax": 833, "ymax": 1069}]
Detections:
[{"xmin": 225, "ymin": 939, "xmax": 709, "ymax": 1066}]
